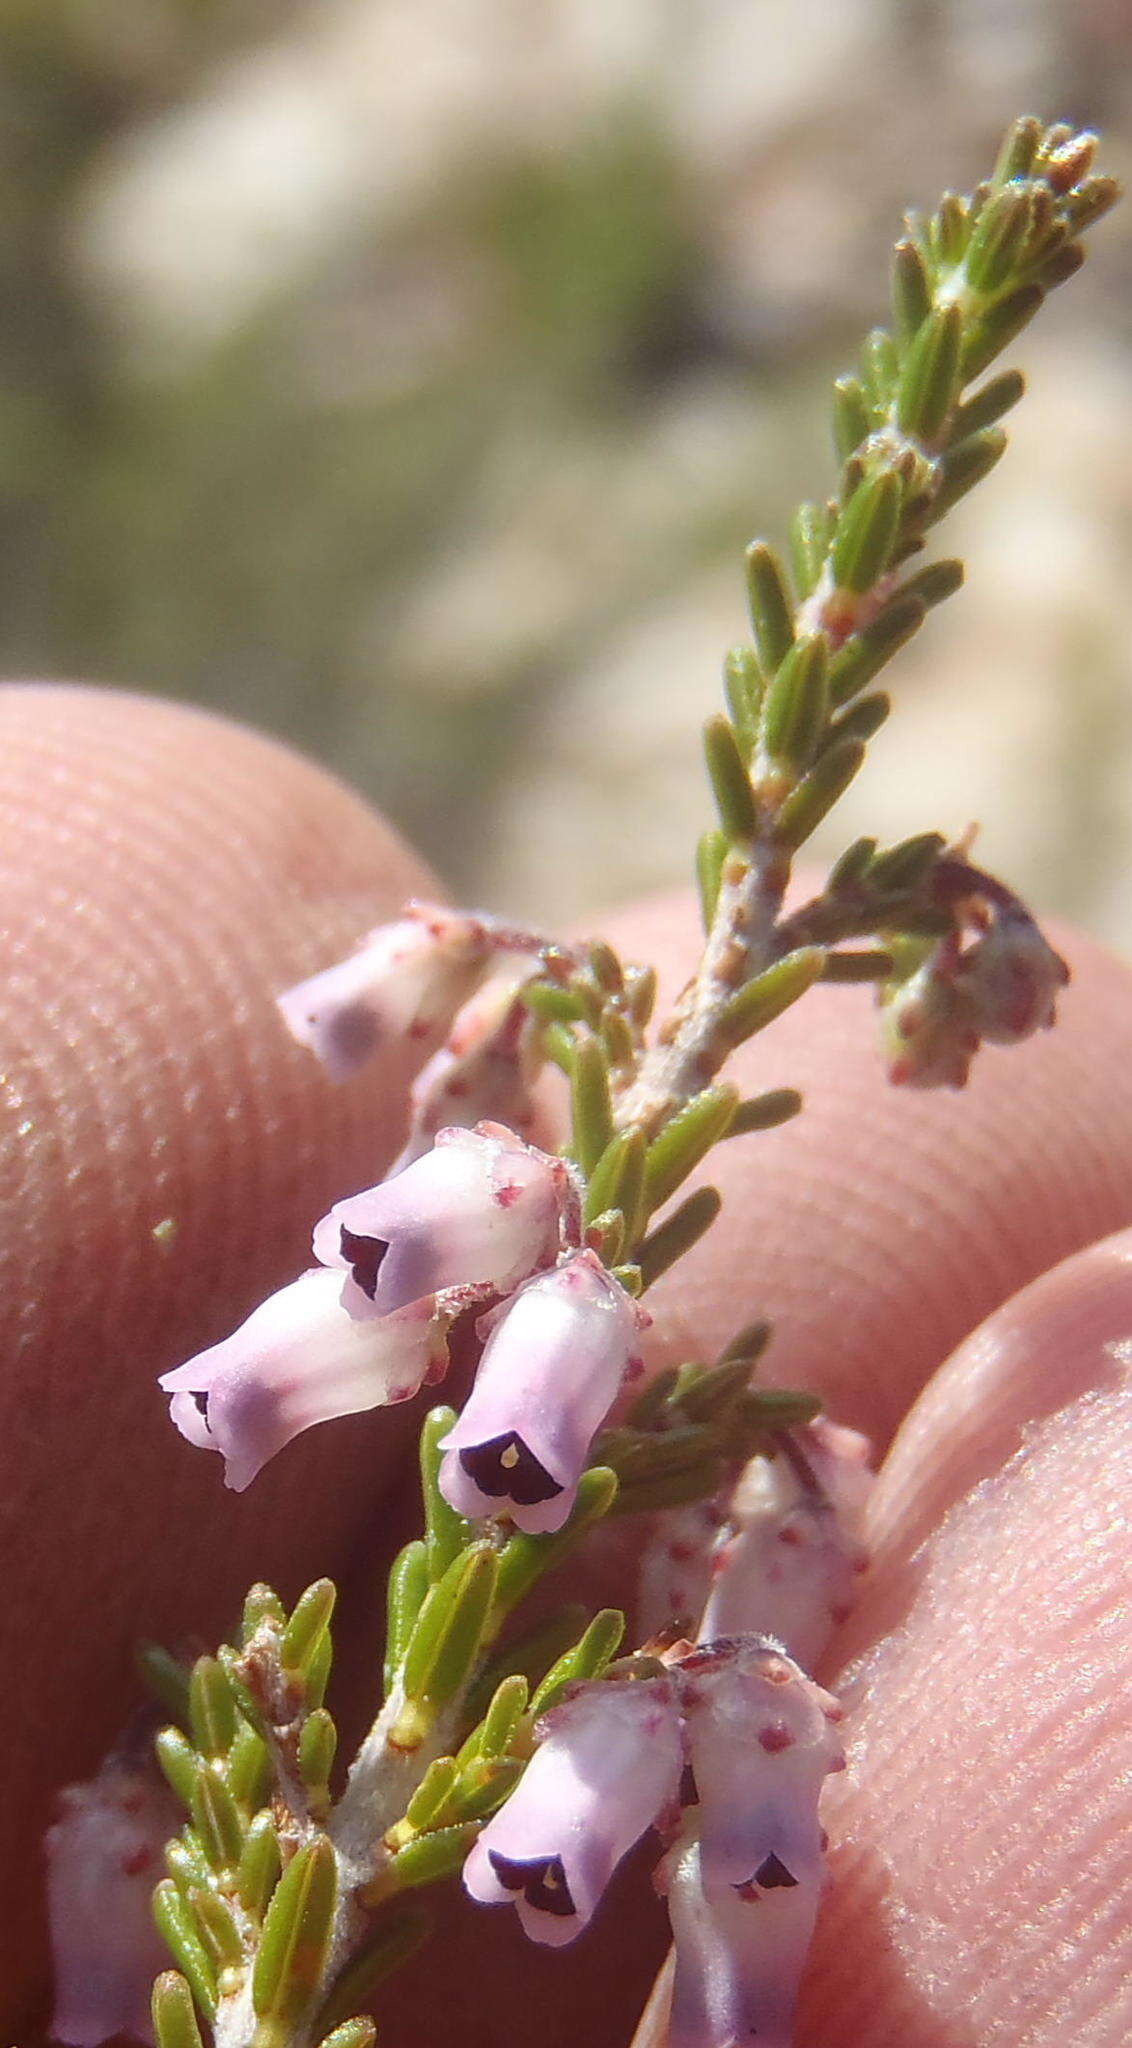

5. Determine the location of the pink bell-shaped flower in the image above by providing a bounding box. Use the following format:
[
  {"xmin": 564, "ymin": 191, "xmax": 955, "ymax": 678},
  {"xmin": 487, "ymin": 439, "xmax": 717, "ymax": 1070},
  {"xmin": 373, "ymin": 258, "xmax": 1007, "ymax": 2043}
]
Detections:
[
  {"xmin": 160, "ymin": 1267, "xmax": 448, "ymax": 1489},
  {"xmin": 464, "ymin": 1675, "xmax": 682, "ymax": 1947},
  {"xmin": 700, "ymin": 1419, "xmax": 872, "ymax": 1670},
  {"xmin": 46, "ymin": 1749, "xmax": 180, "ymax": 2047},
  {"xmin": 312, "ymin": 1123, "xmax": 571, "ymax": 1319},
  {"xmin": 664, "ymin": 1636, "xmax": 845, "ymax": 2048},
  {"xmin": 963, "ymin": 904, "xmax": 1068, "ymax": 1043},
  {"xmin": 391, "ymin": 972, "xmax": 543, "ymax": 1170},
  {"xmin": 277, "ymin": 904, "xmax": 490, "ymax": 1081},
  {"xmin": 438, "ymin": 1249, "xmax": 645, "ymax": 1533}
]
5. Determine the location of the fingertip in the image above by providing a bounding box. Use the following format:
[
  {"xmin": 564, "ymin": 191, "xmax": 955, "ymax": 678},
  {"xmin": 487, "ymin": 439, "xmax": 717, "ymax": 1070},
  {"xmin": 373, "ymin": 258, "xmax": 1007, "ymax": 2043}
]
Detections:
[{"xmin": 0, "ymin": 684, "xmax": 434, "ymax": 2015}]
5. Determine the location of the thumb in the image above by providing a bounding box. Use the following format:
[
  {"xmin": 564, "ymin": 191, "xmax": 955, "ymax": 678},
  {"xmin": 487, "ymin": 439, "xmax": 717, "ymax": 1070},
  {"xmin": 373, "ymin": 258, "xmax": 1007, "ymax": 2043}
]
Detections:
[{"xmin": 0, "ymin": 683, "xmax": 433, "ymax": 2024}]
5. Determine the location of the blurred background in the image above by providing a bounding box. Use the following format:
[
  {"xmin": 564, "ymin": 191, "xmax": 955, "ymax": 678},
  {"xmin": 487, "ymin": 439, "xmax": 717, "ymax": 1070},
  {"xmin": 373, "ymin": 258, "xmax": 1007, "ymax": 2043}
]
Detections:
[{"xmin": 1, "ymin": 0, "xmax": 1129, "ymax": 939}]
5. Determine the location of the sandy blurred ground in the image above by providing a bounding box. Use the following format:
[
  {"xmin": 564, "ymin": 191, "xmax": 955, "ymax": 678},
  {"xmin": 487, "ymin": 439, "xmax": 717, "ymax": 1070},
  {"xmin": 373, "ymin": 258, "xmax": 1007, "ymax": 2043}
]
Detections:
[{"xmin": 1, "ymin": 0, "xmax": 1129, "ymax": 943}]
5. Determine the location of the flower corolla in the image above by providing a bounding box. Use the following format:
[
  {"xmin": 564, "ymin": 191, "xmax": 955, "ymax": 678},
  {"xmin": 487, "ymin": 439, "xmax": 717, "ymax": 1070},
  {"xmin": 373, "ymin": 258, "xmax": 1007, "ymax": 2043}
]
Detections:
[
  {"xmin": 46, "ymin": 1750, "xmax": 180, "ymax": 2047},
  {"xmin": 313, "ymin": 1123, "xmax": 571, "ymax": 1319},
  {"xmin": 160, "ymin": 1267, "xmax": 448, "ymax": 1490},
  {"xmin": 700, "ymin": 1419, "xmax": 872, "ymax": 1669},
  {"xmin": 665, "ymin": 1636, "xmax": 845, "ymax": 2048},
  {"xmin": 464, "ymin": 1675, "xmax": 682, "ymax": 1946},
  {"xmin": 277, "ymin": 904, "xmax": 490, "ymax": 1081},
  {"xmin": 438, "ymin": 1249, "xmax": 645, "ymax": 1533},
  {"xmin": 391, "ymin": 971, "xmax": 542, "ymax": 1170}
]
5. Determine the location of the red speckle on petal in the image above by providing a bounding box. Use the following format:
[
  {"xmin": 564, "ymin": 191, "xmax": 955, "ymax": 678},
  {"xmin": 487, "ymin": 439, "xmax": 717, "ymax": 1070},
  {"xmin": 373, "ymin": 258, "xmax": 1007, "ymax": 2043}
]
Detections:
[
  {"xmin": 758, "ymin": 1722, "xmax": 794, "ymax": 1754},
  {"xmin": 409, "ymin": 1019, "xmax": 431, "ymax": 1041},
  {"xmin": 121, "ymin": 1846, "xmax": 152, "ymax": 1878},
  {"xmin": 777, "ymin": 1523, "xmax": 804, "ymax": 1548},
  {"xmin": 495, "ymin": 1180, "xmax": 521, "ymax": 1209},
  {"xmin": 669, "ymin": 1541, "xmax": 693, "ymax": 1563}
]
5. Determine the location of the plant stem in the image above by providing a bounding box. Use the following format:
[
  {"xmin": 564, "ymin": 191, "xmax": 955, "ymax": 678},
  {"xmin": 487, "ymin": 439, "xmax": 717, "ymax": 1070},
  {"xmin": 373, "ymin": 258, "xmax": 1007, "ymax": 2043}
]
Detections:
[{"xmin": 615, "ymin": 837, "xmax": 792, "ymax": 1137}]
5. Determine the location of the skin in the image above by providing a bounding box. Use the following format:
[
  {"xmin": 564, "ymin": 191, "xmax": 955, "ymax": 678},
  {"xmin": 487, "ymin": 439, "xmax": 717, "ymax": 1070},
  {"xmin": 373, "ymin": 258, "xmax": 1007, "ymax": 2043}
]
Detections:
[{"xmin": 3, "ymin": 686, "xmax": 1129, "ymax": 2045}]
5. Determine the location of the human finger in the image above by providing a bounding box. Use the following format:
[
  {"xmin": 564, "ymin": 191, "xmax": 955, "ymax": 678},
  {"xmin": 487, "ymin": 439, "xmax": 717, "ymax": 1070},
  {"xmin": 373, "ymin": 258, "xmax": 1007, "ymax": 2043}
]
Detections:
[{"xmin": 0, "ymin": 683, "xmax": 435, "ymax": 2026}]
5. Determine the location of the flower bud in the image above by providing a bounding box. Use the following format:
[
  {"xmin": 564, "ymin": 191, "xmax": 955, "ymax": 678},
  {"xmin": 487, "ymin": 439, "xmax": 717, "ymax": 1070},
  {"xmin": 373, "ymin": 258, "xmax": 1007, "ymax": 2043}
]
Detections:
[{"xmin": 962, "ymin": 905, "xmax": 1068, "ymax": 1044}]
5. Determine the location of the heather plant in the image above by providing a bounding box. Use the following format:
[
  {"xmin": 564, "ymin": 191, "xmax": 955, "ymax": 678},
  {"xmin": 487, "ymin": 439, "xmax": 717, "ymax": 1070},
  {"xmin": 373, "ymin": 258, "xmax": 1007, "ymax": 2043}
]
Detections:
[{"xmin": 44, "ymin": 117, "xmax": 1118, "ymax": 2048}]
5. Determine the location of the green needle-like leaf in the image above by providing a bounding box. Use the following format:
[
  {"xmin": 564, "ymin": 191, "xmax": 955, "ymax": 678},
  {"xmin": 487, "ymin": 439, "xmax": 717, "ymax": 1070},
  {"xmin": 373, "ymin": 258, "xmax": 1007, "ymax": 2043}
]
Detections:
[
  {"xmin": 642, "ymin": 1084, "xmax": 738, "ymax": 1212},
  {"xmin": 925, "ymin": 427, "xmax": 1007, "ymax": 522},
  {"xmin": 191, "ymin": 1766, "xmax": 245, "ymax": 1879},
  {"xmin": 190, "ymin": 1885, "xmax": 243, "ymax": 1970},
  {"xmin": 318, "ymin": 2023, "xmax": 378, "ymax": 2048},
  {"xmin": 152, "ymin": 1882, "xmax": 218, "ymax": 2023},
  {"xmin": 831, "ymin": 376, "xmax": 872, "ymax": 462},
  {"xmin": 952, "ymin": 368, "xmax": 1024, "ymax": 438},
  {"xmin": 718, "ymin": 948, "xmax": 826, "ymax": 1047},
  {"xmin": 238, "ymin": 1812, "xmax": 283, "ymax": 1920},
  {"xmin": 188, "ymin": 1657, "xmax": 238, "ymax": 1762},
  {"xmin": 311, "ymin": 1905, "xmax": 431, "ymax": 2036},
  {"xmin": 772, "ymin": 741, "xmax": 866, "ymax": 851},
  {"xmin": 829, "ymin": 692, "xmax": 890, "ymax": 746},
  {"xmin": 137, "ymin": 1644, "xmax": 191, "ymax": 1728},
  {"xmin": 722, "ymin": 645, "xmax": 761, "ymax": 752},
  {"xmin": 745, "ymin": 542, "xmax": 795, "ymax": 674},
  {"xmin": 404, "ymin": 1756, "xmax": 460, "ymax": 1833},
  {"xmin": 281, "ymin": 1580, "xmax": 337, "ymax": 1676},
  {"xmin": 152, "ymin": 1973, "xmax": 206, "ymax": 2048},
  {"xmin": 385, "ymin": 1539, "xmax": 430, "ymax": 1691},
  {"xmin": 828, "ymin": 594, "xmax": 925, "ymax": 705},
  {"xmin": 759, "ymin": 635, "xmax": 830, "ymax": 773},
  {"xmin": 242, "ymin": 1584, "xmax": 286, "ymax": 1645},
  {"xmin": 896, "ymin": 304, "xmax": 962, "ymax": 444},
  {"xmin": 637, "ymin": 1186, "xmax": 722, "ymax": 1289},
  {"xmin": 299, "ymin": 1709, "xmax": 338, "ymax": 1798},
  {"xmin": 726, "ymin": 1087, "xmax": 803, "ymax": 1135},
  {"xmin": 696, "ymin": 827, "xmax": 728, "ymax": 929},
  {"xmin": 447, "ymin": 1755, "xmax": 523, "ymax": 1824},
  {"xmin": 584, "ymin": 1126, "xmax": 646, "ymax": 1237},
  {"xmin": 830, "ymin": 472, "xmax": 903, "ymax": 595},
  {"xmin": 528, "ymin": 1609, "xmax": 626, "ymax": 1717},
  {"xmin": 492, "ymin": 1468, "xmax": 618, "ymax": 1622},
  {"xmin": 401, "ymin": 1543, "xmax": 498, "ymax": 1712},
  {"xmin": 225, "ymin": 1721, "xmax": 270, "ymax": 1814},
  {"xmin": 460, "ymin": 1673, "xmax": 530, "ymax": 1763},
  {"xmin": 569, "ymin": 1036, "xmax": 615, "ymax": 1177},
  {"xmin": 386, "ymin": 1823, "xmax": 478, "ymax": 1893},
  {"xmin": 420, "ymin": 1408, "xmax": 471, "ymax": 1583},
  {"xmin": 252, "ymin": 1836, "xmax": 338, "ymax": 2025},
  {"xmin": 703, "ymin": 714, "xmax": 758, "ymax": 839},
  {"xmin": 155, "ymin": 1728, "xmax": 200, "ymax": 1813},
  {"xmin": 891, "ymin": 237, "xmax": 932, "ymax": 348}
]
